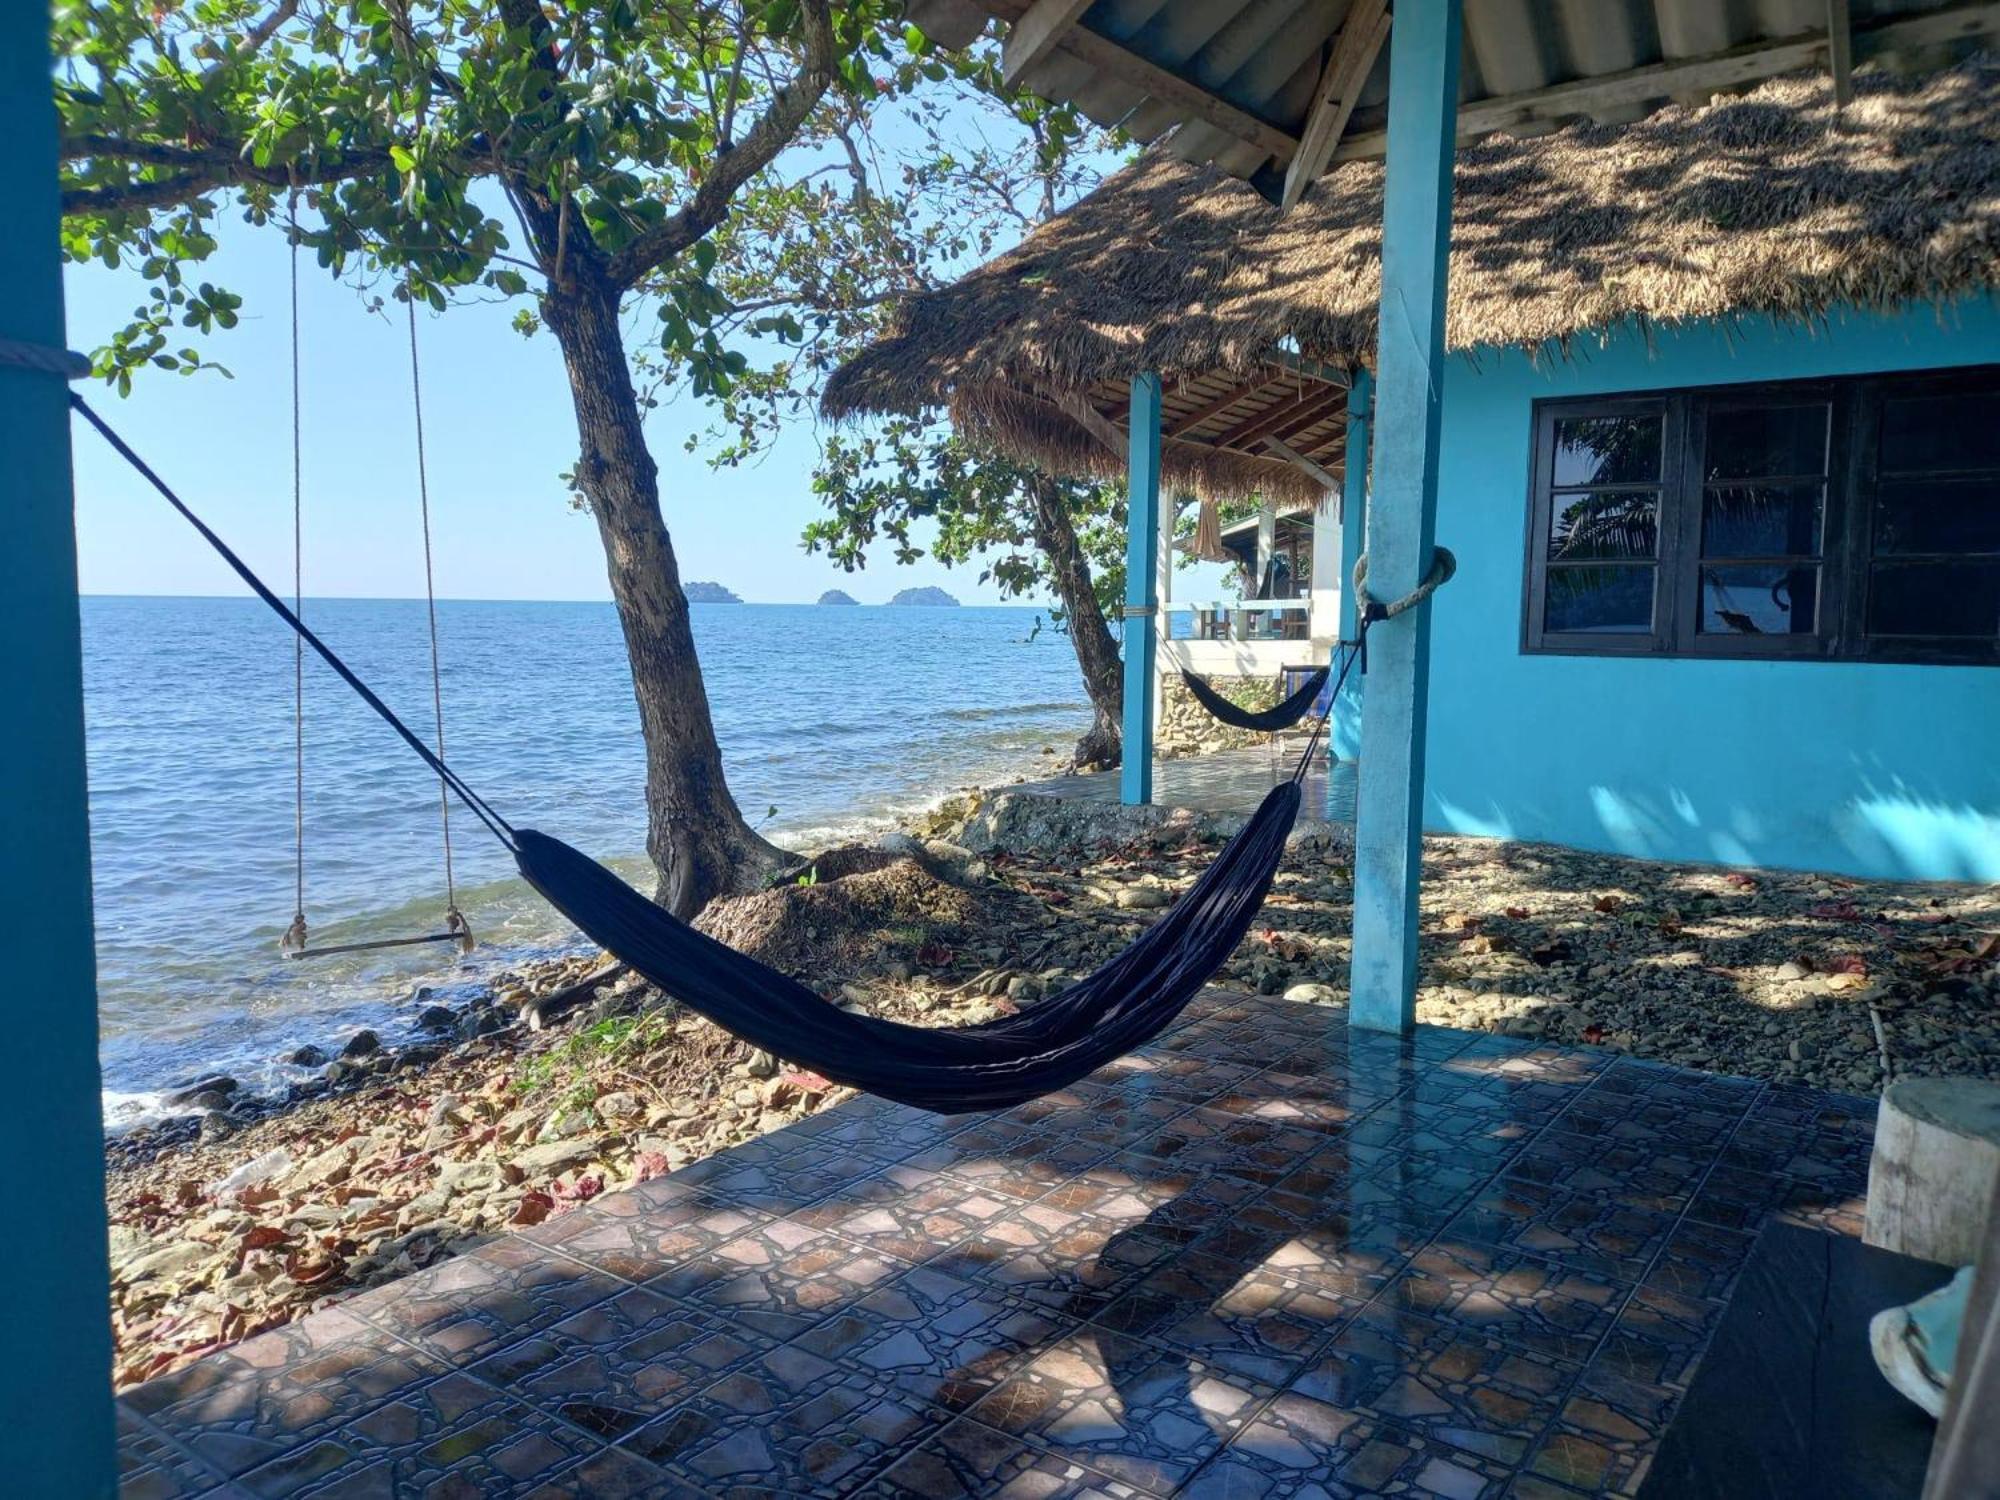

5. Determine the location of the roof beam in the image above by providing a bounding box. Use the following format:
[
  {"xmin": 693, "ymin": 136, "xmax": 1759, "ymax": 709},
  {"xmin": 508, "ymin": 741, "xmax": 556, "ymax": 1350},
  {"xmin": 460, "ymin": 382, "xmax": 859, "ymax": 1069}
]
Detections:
[
  {"xmin": 1051, "ymin": 387, "xmax": 1128, "ymax": 460},
  {"xmin": 1215, "ymin": 381, "xmax": 1346, "ymax": 450},
  {"xmin": 1263, "ymin": 435, "xmax": 1341, "ymax": 500},
  {"xmin": 1022, "ymin": 17, "xmax": 1302, "ymax": 162},
  {"xmin": 1281, "ymin": 0, "xmax": 1390, "ymax": 210},
  {"xmin": 1334, "ymin": 1, "xmax": 2000, "ymax": 160},
  {"xmin": 1165, "ymin": 369, "xmax": 1280, "ymax": 438},
  {"xmin": 1003, "ymin": 0, "xmax": 1095, "ymax": 87}
]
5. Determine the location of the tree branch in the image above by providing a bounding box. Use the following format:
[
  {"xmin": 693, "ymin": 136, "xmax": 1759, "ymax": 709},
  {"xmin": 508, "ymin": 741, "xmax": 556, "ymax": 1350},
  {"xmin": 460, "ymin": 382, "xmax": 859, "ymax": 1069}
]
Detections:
[
  {"xmin": 604, "ymin": 0, "xmax": 840, "ymax": 290},
  {"xmin": 60, "ymin": 139, "xmax": 399, "ymax": 215}
]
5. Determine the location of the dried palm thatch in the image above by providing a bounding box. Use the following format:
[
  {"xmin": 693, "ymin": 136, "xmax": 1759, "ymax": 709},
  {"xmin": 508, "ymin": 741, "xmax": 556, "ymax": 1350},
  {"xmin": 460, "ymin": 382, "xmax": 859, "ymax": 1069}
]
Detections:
[{"xmin": 825, "ymin": 57, "xmax": 2000, "ymax": 496}]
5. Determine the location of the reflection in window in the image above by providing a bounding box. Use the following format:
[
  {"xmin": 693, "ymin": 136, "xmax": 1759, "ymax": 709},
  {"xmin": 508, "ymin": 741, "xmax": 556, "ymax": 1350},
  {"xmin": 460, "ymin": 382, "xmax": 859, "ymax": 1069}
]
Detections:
[
  {"xmin": 1552, "ymin": 413, "xmax": 1662, "ymax": 487},
  {"xmin": 1700, "ymin": 565, "xmax": 1819, "ymax": 635},
  {"xmin": 1547, "ymin": 565, "xmax": 1655, "ymax": 633},
  {"xmin": 1703, "ymin": 403, "xmax": 1830, "ymax": 481},
  {"xmin": 1549, "ymin": 491, "xmax": 1660, "ymax": 560},
  {"xmin": 1868, "ymin": 559, "xmax": 2000, "ymax": 637}
]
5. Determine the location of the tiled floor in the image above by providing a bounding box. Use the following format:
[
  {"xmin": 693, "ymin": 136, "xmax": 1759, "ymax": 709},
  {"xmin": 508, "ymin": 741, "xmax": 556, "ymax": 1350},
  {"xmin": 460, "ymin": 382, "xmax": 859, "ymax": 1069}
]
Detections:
[
  {"xmin": 1012, "ymin": 745, "xmax": 1360, "ymax": 826},
  {"xmin": 117, "ymin": 991, "xmax": 1876, "ymax": 1498}
]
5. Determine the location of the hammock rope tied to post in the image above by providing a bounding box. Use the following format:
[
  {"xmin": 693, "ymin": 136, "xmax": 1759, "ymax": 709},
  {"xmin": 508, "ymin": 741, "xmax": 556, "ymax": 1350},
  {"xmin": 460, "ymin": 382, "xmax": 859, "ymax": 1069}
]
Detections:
[{"xmin": 74, "ymin": 395, "xmax": 1324, "ymax": 1114}]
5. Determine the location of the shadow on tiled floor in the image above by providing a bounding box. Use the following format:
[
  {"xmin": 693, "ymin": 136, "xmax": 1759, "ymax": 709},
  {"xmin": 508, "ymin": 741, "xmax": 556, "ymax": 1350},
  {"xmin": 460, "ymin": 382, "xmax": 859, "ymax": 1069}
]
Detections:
[{"xmin": 116, "ymin": 991, "xmax": 1874, "ymax": 1498}]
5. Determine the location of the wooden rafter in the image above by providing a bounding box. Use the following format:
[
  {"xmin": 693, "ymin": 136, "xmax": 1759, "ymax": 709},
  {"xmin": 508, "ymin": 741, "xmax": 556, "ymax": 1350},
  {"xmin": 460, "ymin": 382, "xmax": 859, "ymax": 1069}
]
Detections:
[
  {"xmin": 1281, "ymin": 0, "xmax": 1390, "ymax": 210},
  {"xmin": 1165, "ymin": 369, "xmax": 1281, "ymax": 438},
  {"xmin": 1003, "ymin": 0, "xmax": 1095, "ymax": 86},
  {"xmin": 1051, "ymin": 387, "xmax": 1127, "ymax": 459},
  {"xmin": 1214, "ymin": 381, "xmax": 1345, "ymax": 450},
  {"xmin": 1262, "ymin": 435, "xmax": 1342, "ymax": 512}
]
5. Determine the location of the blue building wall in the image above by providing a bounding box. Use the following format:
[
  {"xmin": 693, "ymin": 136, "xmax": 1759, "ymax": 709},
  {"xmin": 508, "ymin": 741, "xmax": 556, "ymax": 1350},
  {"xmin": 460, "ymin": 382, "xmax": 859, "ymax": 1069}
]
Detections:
[{"xmin": 1422, "ymin": 296, "xmax": 2000, "ymax": 882}]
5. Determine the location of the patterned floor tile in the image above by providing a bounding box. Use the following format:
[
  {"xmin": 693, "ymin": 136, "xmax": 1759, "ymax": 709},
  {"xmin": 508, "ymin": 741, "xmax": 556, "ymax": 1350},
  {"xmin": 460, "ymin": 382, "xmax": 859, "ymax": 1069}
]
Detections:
[
  {"xmin": 900, "ymin": 1118, "xmax": 1110, "ymax": 1202},
  {"xmin": 469, "ymin": 1284, "xmax": 775, "ymax": 1441},
  {"xmin": 1039, "ymin": 1152, "xmax": 1269, "ymax": 1243},
  {"xmin": 622, "ymin": 1344, "xmax": 949, "ymax": 1497},
  {"xmin": 1185, "ymin": 1396, "xmax": 1517, "ymax": 1498},
  {"xmin": 1202, "ymin": 1068, "xmax": 1380, "ymax": 1134},
  {"xmin": 923, "ymin": 1201, "xmax": 1187, "ymax": 1317},
  {"xmin": 1443, "ymin": 1178, "xmax": 1680, "ymax": 1283},
  {"xmin": 1501, "ymin": 1129, "xmax": 1707, "ymax": 1213},
  {"xmin": 790, "ymin": 1164, "xmax": 1021, "ymax": 1260},
  {"xmin": 1267, "ymin": 1141, "xmax": 1492, "ymax": 1225},
  {"xmin": 1289, "ymin": 1305, "xmax": 1576, "ymax": 1466},
  {"xmin": 666, "ymin": 1138, "xmax": 884, "ymax": 1215},
  {"xmin": 536, "ymin": 1194, "xmax": 774, "ymax": 1284},
  {"xmin": 794, "ymin": 1264, "xmax": 1076, "ymax": 1409},
  {"xmin": 1379, "ymin": 1241, "xmax": 1627, "ymax": 1365},
  {"xmin": 1640, "ymin": 1219, "xmax": 1758, "ymax": 1302},
  {"xmin": 1127, "ymin": 1107, "xmax": 1337, "ymax": 1187},
  {"xmin": 1191, "ymin": 1194, "xmax": 1426, "ymax": 1301},
  {"xmin": 1526, "ymin": 1367, "xmax": 1682, "ymax": 1498},
  {"xmin": 121, "ymin": 1307, "xmax": 445, "ymax": 1479},
  {"xmin": 1587, "ymin": 1284, "xmax": 1723, "ymax": 1390},
  {"xmin": 520, "ymin": 1445, "xmax": 693, "ymax": 1498},
  {"xmin": 1344, "ymin": 1103, "xmax": 1540, "ymax": 1164},
  {"xmin": 351, "ymin": 1236, "xmax": 625, "ymax": 1366},
  {"xmin": 1091, "ymin": 1249, "xmax": 1356, "ymax": 1385},
  {"xmin": 967, "ymin": 1329, "xmax": 1274, "ymax": 1495},
  {"xmin": 1092, "ymin": 1052, "xmax": 1260, "ymax": 1105},
  {"xmin": 231, "ymin": 1370, "xmax": 599, "ymax": 1497},
  {"xmin": 119, "ymin": 1404, "xmax": 232, "ymax": 1499},
  {"xmin": 869, "ymin": 1417, "xmax": 1143, "ymax": 1498},
  {"xmin": 649, "ymin": 1219, "xmax": 905, "ymax": 1339}
]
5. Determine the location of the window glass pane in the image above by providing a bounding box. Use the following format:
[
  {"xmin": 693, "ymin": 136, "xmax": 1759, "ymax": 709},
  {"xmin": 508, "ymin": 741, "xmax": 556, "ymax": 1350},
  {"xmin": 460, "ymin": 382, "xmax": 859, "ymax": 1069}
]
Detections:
[
  {"xmin": 1699, "ymin": 565, "xmax": 1819, "ymax": 636},
  {"xmin": 1552, "ymin": 413, "xmax": 1662, "ymax": 487},
  {"xmin": 1873, "ymin": 478, "xmax": 2000, "ymax": 555},
  {"xmin": 1702, "ymin": 483, "xmax": 1823, "ymax": 558},
  {"xmin": 1545, "ymin": 564, "xmax": 1655, "ymax": 634},
  {"xmin": 1703, "ymin": 402, "xmax": 1829, "ymax": 481},
  {"xmin": 1880, "ymin": 391, "xmax": 2000, "ymax": 474},
  {"xmin": 1868, "ymin": 560, "xmax": 2000, "ymax": 638},
  {"xmin": 1549, "ymin": 490, "xmax": 1660, "ymax": 561}
]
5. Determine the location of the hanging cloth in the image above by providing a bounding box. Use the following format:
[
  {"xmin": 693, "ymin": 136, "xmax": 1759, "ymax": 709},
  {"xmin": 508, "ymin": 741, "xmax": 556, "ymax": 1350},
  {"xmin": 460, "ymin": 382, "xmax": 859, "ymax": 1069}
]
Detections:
[{"xmin": 1190, "ymin": 494, "xmax": 1232, "ymax": 563}]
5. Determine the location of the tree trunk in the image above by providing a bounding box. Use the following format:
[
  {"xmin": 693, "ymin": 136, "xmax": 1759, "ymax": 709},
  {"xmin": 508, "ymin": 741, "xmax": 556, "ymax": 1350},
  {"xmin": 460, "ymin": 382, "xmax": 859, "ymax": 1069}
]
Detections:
[
  {"xmin": 542, "ymin": 272, "xmax": 793, "ymax": 916},
  {"xmin": 1025, "ymin": 472, "xmax": 1123, "ymax": 771}
]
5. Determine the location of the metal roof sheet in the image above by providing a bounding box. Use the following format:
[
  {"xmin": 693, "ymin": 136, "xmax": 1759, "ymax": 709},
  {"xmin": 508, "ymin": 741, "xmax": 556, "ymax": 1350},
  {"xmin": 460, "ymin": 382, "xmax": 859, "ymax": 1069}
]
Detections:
[{"xmin": 907, "ymin": 0, "xmax": 2000, "ymax": 198}]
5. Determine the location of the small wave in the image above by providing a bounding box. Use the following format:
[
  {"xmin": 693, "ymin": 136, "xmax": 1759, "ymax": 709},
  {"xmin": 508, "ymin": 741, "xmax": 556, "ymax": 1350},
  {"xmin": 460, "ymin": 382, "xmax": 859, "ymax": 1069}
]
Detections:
[{"xmin": 937, "ymin": 700, "xmax": 1088, "ymax": 724}]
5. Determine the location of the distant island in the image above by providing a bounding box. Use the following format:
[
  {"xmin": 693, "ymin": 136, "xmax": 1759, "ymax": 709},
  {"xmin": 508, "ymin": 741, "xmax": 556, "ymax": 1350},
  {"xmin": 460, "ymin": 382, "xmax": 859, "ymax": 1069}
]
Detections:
[
  {"xmin": 683, "ymin": 581, "xmax": 742, "ymax": 603},
  {"xmin": 888, "ymin": 586, "xmax": 960, "ymax": 607},
  {"xmin": 817, "ymin": 589, "xmax": 860, "ymax": 606}
]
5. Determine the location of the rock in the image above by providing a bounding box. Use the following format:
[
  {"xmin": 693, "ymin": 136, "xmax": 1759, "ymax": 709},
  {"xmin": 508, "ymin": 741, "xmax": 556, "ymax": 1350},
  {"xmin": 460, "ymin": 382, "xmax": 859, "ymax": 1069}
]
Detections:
[
  {"xmin": 743, "ymin": 1048, "xmax": 780, "ymax": 1079},
  {"xmin": 1256, "ymin": 966, "xmax": 1289, "ymax": 996},
  {"xmin": 287, "ymin": 1044, "xmax": 328, "ymax": 1068},
  {"xmin": 119, "ymin": 1240, "xmax": 210, "ymax": 1285},
  {"xmin": 164, "ymin": 1075, "xmax": 237, "ymax": 1108},
  {"xmin": 322, "ymin": 1059, "xmax": 370, "ymax": 1089},
  {"xmin": 199, "ymin": 1110, "xmax": 237, "ymax": 1143},
  {"xmin": 884, "ymin": 960, "xmax": 916, "ymax": 982},
  {"xmin": 342, "ymin": 1029, "xmax": 382, "ymax": 1059},
  {"xmin": 1789, "ymin": 1039, "xmax": 1820, "ymax": 1062},
  {"xmin": 1008, "ymin": 975, "xmax": 1044, "ymax": 1002},
  {"xmin": 1111, "ymin": 885, "xmax": 1170, "ymax": 910},
  {"xmin": 436, "ymin": 1159, "xmax": 503, "ymax": 1196},
  {"xmin": 416, "ymin": 1005, "xmax": 457, "ymax": 1033},
  {"xmin": 512, "ymin": 1138, "xmax": 597, "ymax": 1178},
  {"xmin": 595, "ymin": 1090, "xmax": 644, "ymax": 1121},
  {"xmin": 1284, "ymin": 982, "xmax": 1341, "ymax": 1007},
  {"xmin": 291, "ymin": 1139, "xmax": 363, "ymax": 1190}
]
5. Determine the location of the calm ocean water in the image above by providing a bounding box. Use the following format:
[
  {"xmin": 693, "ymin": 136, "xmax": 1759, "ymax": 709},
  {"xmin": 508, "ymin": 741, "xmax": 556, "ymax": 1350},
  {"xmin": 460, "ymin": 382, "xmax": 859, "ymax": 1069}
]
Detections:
[{"xmin": 82, "ymin": 597, "xmax": 1088, "ymax": 1123}]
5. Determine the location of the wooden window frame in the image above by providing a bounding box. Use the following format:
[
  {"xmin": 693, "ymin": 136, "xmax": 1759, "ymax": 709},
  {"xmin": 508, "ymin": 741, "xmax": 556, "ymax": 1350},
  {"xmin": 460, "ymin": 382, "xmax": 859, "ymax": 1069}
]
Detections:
[{"xmin": 1522, "ymin": 368, "xmax": 2000, "ymax": 667}]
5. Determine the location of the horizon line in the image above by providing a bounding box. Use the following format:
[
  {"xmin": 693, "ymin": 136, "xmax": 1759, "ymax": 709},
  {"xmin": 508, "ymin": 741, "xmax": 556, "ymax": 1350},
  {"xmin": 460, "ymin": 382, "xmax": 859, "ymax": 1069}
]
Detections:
[{"xmin": 78, "ymin": 590, "xmax": 1049, "ymax": 608}]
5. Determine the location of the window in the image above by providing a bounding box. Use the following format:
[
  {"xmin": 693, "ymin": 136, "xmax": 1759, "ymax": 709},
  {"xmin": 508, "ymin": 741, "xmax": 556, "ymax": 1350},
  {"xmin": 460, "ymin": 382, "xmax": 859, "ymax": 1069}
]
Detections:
[{"xmin": 1524, "ymin": 368, "xmax": 2000, "ymax": 664}]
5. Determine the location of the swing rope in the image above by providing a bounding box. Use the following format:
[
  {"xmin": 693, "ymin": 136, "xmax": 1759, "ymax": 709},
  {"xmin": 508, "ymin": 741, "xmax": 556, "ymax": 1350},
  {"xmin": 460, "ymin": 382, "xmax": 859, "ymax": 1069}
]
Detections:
[
  {"xmin": 283, "ymin": 190, "xmax": 308, "ymax": 957},
  {"xmin": 405, "ymin": 297, "xmax": 471, "ymax": 950}
]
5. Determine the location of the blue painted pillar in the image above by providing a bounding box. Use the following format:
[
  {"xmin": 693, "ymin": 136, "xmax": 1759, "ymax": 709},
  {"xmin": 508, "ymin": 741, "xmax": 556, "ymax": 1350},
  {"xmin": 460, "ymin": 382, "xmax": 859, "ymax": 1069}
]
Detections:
[
  {"xmin": 1350, "ymin": 1, "xmax": 1461, "ymax": 1034},
  {"xmin": 0, "ymin": 3, "xmax": 117, "ymax": 1493},
  {"xmin": 1120, "ymin": 373, "xmax": 1162, "ymax": 805},
  {"xmin": 1333, "ymin": 368, "xmax": 1372, "ymax": 761}
]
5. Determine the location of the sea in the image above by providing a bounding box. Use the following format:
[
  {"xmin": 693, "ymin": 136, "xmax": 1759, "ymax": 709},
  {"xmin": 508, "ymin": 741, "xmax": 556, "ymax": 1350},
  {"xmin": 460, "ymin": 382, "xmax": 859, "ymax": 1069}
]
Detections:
[{"xmin": 82, "ymin": 597, "xmax": 1091, "ymax": 1127}]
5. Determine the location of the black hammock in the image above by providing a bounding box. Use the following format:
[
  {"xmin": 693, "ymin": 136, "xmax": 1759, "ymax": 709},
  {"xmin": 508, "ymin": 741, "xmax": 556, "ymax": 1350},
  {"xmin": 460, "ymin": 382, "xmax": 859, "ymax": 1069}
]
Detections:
[
  {"xmin": 75, "ymin": 396, "xmax": 1303, "ymax": 1114},
  {"xmin": 1182, "ymin": 664, "xmax": 1329, "ymax": 732}
]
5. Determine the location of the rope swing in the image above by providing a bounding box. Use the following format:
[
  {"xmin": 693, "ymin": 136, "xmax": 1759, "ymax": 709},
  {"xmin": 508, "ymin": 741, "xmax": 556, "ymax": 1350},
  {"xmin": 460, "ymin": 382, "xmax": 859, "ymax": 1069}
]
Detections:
[{"xmin": 276, "ymin": 193, "xmax": 471, "ymax": 961}]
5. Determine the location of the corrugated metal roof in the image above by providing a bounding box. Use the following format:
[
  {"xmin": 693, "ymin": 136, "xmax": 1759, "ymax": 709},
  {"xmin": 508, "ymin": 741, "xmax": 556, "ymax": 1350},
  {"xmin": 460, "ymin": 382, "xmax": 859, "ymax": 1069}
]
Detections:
[{"xmin": 908, "ymin": 0, "xmax": 1999, "ymax": 198}]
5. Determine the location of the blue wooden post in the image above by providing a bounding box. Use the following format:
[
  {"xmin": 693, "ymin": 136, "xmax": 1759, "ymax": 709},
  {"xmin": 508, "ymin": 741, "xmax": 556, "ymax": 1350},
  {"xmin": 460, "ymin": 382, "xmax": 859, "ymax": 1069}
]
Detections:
[
  {"xmin": 1, "ymin": 4, "xmax": 117, "ymax": 1493},
  {"xmin": 1333, "ymin": 368, "xmax": 1372, "ymax": 761},
  {"xmin": 1120, "ymin": 373, "xmax": 1162, "ymax": 805},
  {"xmin": 1350, "ymin": 1, "xmax": 1461, "ymax": 1034}
]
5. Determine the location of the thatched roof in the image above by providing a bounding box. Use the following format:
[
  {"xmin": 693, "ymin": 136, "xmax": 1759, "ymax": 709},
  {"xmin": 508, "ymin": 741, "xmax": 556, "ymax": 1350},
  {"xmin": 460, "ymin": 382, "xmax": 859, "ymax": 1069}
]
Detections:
[{"xmin": 825, "ymin": 56, "xmax": 2000, "ymax": 500}]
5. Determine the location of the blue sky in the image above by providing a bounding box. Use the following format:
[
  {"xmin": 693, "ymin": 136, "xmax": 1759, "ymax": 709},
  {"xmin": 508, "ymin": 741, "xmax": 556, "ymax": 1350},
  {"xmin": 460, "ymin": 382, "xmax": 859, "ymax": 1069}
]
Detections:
[{"xmin": 64, "ymin": 213, "xmax": 1002, "ymax": 605}]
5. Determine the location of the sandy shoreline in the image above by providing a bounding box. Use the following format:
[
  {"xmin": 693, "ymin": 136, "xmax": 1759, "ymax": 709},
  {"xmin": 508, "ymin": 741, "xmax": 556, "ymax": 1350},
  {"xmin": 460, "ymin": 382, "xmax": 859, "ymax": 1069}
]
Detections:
[{"xmin": 105, "ymin": 790, "xmax": 1999, "ymax": 1389}]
